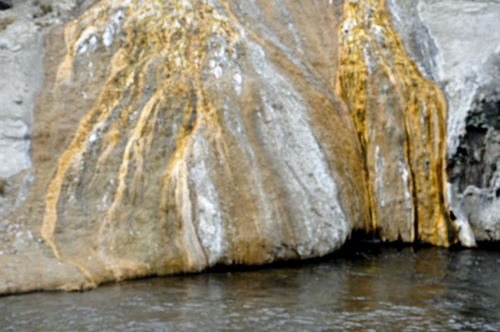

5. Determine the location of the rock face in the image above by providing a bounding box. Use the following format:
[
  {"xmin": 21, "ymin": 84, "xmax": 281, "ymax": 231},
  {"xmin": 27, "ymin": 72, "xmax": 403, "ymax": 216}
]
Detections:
[
  {"xmin": 0, "ymin": 0, "xmax": 498, "ymax": 294},
  {"xmin": 387, "ymin": 0, "xmax": 500, "ymax": 243}
]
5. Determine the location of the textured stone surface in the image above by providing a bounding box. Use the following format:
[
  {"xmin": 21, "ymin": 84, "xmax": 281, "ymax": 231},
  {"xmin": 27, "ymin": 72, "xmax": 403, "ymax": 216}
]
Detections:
[
  {"xmin": 340, "ymin": 0, "xmax": 452, "ymax": 246},
  {"xmin": 387, "ymin": 0, "xmax": 500, "ymax": 242},
  {"xmin": 0, "ymin": 0, "xmax": 497, "ymax": 294}
]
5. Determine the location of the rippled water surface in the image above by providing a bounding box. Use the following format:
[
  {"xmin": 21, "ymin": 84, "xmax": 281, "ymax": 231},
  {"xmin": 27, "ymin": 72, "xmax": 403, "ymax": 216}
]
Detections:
[{"xmin": 1, "ymin": 243, "xmax": 500, "ymax": 331}]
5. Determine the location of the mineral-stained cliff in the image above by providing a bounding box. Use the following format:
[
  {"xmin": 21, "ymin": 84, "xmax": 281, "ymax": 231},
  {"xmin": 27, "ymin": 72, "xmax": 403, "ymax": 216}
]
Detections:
[
  {"xmin": 386, "ymin": 0, "xmax": 500, "ymax": 245},
  {"xmin": 0, "ymin": 0, "xmax": 498, "ymax": 294}
]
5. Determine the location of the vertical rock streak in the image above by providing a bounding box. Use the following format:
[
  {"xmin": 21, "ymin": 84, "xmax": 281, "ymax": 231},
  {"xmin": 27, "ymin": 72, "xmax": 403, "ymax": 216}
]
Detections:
[{"xmin": 338, "ymin": 0, "xmax": 455, "ymax": 245}]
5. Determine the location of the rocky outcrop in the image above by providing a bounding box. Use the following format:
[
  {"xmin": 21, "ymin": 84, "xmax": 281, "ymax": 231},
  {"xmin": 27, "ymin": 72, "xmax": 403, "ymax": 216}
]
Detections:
[{"xmin": 0, "ymin": 0, "xmax": 498, "ymax": 294}]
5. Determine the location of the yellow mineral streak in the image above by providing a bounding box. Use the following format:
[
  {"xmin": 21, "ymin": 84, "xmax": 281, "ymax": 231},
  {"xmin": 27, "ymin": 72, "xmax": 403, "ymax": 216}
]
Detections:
[
  {"xmin": 338, "ymin": 0, "xmax": 456, "ymax": 245},
  {"xmin": 42, "ymin": 0, "xmax": 238, "ymax": 281}
]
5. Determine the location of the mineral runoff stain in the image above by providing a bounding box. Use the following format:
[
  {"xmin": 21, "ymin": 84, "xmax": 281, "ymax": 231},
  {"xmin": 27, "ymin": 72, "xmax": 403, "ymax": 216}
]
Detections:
[{"xmin": 338, "ymin": 0, "xmax": 456, "ymax": 246}]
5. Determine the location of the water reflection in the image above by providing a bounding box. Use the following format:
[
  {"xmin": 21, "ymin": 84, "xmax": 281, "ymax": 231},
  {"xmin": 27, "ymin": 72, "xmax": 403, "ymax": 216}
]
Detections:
[{"xmin": 1, "ymin": 243, "xmax": 499, "ymax": 331}]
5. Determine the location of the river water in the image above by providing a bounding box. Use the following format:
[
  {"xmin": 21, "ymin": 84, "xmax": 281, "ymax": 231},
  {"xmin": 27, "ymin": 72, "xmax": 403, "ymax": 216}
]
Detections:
[{"xmin": 1, "ymin": 242, "xmax": 500, "ymax": 331}]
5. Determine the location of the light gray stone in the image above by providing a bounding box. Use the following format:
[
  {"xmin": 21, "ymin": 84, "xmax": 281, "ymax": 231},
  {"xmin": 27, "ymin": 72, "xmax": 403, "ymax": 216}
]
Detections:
[{"xmin": 0, "ymin": 17, "xmax": 41, "ymax": 179}]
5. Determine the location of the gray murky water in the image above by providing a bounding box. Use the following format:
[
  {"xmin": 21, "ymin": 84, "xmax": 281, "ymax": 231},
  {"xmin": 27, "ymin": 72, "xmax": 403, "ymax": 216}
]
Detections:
[{"xmin": 1, "ymin": 243, "xmax": 500, "ymax": 331}]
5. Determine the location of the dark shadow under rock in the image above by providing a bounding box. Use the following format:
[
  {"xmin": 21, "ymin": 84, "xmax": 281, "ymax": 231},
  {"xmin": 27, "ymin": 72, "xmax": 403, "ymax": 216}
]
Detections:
[
  {"xmin": 0, "ymin": 0, "xmax": 12, "ymax": 10},
  {"xmin": 448, "ymin": 96, "xmax": 500, "ymax": 192}
]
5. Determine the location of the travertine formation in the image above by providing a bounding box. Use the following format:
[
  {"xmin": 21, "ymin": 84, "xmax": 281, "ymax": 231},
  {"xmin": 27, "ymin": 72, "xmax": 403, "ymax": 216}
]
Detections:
[
  {"xmin": 0, "ymin": 0, "xmax": 498, "ymax": 294},
  {"xmin": 386, "ymin": 0, "xmax": 500, "ymax": 244},
  {"xmin": 339, "ymin": 0, "xmax": 453, "ymax": 245}
]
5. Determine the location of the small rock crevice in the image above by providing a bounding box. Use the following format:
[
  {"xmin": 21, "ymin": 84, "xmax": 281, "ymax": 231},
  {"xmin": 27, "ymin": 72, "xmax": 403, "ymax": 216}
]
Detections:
[
  {"xmin": 447, "ymin": 89, "xmax": 500, "ymax": 242},
  {"xmin": 448, "ymin": 96, "xmax": 500, "ymax": 193},
  {"xmin": 0, "ymin": 0, "xmax": 12, "ymax": 10}
]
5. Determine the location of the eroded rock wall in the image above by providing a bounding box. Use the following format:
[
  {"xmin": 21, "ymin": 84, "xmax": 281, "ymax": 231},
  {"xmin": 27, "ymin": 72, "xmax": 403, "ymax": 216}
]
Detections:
[{"xmin": 0, "ymin": 0, "xmax": 497, "ymax": 294}]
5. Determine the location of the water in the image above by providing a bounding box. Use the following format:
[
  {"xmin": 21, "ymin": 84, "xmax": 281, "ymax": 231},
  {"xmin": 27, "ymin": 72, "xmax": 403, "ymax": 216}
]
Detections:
[{"xmin": 1, "ymin": 242, "xmax": 500, "ymax": 331}]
